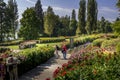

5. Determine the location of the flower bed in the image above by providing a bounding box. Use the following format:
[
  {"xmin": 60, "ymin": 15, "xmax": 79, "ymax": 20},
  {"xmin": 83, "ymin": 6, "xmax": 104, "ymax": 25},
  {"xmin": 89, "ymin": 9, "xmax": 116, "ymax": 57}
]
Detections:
[{"xmin": 53, "ymin": 45, "xmax": 120, "ymax": 80}]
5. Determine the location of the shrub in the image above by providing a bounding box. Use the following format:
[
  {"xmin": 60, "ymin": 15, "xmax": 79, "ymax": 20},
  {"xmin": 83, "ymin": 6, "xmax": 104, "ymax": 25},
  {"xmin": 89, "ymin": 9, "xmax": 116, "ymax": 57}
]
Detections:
[
  {"xmin": 101, "ymin": 38, "xmax": 120, "ymax": 48},
  {"xmin": 92, "ymin": 38, "xmax": 106, "ymax": 47},
  {"xmin": 38, "ymin": 38, "xmax": 65, "ymax": 43},
  {"xmin": 17, "ymin": 46, "xmax": 54, "ymax": 76},
  {"xmin": 0, "ymin": 47, "xmax": 10, "ymax": 53},
  {"xmin": 0, "ymin": 40, "xmax": 23, "ymax": 46},
  {"xmin": 116, "ymin": 42, "xmax": 120, "ymax": 53}
]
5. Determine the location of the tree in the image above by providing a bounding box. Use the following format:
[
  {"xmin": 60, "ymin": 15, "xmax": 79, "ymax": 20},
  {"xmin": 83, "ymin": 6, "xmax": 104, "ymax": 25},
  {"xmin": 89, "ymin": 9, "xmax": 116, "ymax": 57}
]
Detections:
[
  {"xmin": 69, "ymin": 9, "xmax": 77, "ymax": 36},
  {"xmin": 7, "ymin": 0, "xmax": 18, "ymax": 39},
  {"xmin": 44, "ymin": 6, "xmax": 56, "ymax": 36},
  {"xmin": 77, "ymin": 0, "xmax": 86, "ymax": 35},
  {"xmin": 35, "ymin": 0, "xmax": 44, "ymax": 35},
  {"xmin": 104, "ymin": 20, "xmax": 112, "ymax": 33},
  {"xmin": 86, "ymin": 0, "xmax": 98, "ymax": 34},
  {"xmin": 19, "ymin": 8, "xmax": 39, "ymax": 40},
  {"xmin": 61, "ymin": 15, "xmax": 70, "ymax": 36},
  {"xmin": 99, "ymin": 16, "xmax": 106, "ymax": 33},
  {"xmin": 0, "ymin": 0, "xmax": 6, "ymax": 41},
  {"xmin": 112, "ymin": 21, "xmax": 120, "ymax": 35}
]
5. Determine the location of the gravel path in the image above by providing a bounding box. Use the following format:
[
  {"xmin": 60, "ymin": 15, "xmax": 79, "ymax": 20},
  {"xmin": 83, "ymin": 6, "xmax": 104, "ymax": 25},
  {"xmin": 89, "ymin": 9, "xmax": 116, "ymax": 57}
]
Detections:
[{"xmin": 19, "ymin": 51, "xmax": 71, "ymax": 80}]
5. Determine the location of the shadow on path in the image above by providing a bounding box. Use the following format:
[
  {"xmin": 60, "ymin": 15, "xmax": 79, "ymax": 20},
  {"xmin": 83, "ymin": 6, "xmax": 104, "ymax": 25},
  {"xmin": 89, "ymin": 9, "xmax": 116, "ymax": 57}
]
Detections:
[{"xmin": 19, "ymin": 51, "xmax": 70, "ymax": 80}]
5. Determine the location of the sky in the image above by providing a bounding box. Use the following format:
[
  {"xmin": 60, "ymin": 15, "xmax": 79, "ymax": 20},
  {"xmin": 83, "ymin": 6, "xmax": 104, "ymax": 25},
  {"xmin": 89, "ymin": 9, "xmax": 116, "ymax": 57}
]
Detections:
[{"xmin": 4, "ymin": 0, "xmax": 119, "ymax": 22}]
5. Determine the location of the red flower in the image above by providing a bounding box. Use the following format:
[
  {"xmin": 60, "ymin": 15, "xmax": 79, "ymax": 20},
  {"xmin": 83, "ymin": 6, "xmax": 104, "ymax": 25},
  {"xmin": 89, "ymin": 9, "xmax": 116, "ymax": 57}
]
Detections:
[
  {"xmin": 46, "ymin": 78, "xmax": 50, "ymax": 80},
  {"xmin": 61, "ymin": 71, "xmax": 67, "ymax": 76}
]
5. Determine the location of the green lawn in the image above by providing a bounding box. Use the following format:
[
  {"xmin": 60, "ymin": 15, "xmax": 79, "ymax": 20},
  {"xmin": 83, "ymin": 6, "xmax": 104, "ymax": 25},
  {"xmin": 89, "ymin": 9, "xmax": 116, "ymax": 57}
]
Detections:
[{"xmin": 3, "ymin": 42, "xmax": 62, "ymax": 50}]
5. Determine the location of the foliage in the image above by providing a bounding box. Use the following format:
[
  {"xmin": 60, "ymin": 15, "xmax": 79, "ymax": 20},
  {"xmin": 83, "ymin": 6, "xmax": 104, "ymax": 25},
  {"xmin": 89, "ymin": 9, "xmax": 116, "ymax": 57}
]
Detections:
[
  {"xmin": 98, "ymin": 17, "xmax": 112, "ymax": 33},
  {"xmin": 69, "ymin": 9, "xmax": 77, "ymax": 36},
  {"xmin": 39, "ymin": 37, "xmax": 65, "ymax": 43},
  {"xmin": 54, "ymin": 46, "xmax": 120, "ymax": 80},
  {"xmin": 19, "ymin": 8, "xmax": 39, "ymax": 40},
  {"xmin": 101, "ymin": 38, "xmax": 120, "ymax": 48},
  {"xmin": 77, "ymin": 0, "xmax": 86, "ymax": 35},
  {"xmin": 0, "ymin": 47, "xmax": 10, "ymax": 53},
  {"xmin": 17, "ymin": 46, "xmax": 54, "ymax": 76},
  {"xmin": 92, "ymin": 38, "xmax": 106, "ymax": 47},
  {"xmin": 35, "ymin": 0, "xmax": 44, "ymax": 34},
  {"xmin": 116, "ymin": 42, "xmax": 120, "ymax": 53},
  {"xmin": 0, "ymin": 40, "xmax": 23, "ymax": 46},
  {"xmin": 86, "ymin": 0, "xmax": 98, "ymax": 34},
  {"xmin": 8, "ymin": 0, "xmax": 18, "ymax": 39},
  {"xmin": 44, "ymin": 6, "xmax": 57, "ymax": 36},
  {"xmin": 112, "ymin": 21, "xmax": 120, "ymax": 36}
]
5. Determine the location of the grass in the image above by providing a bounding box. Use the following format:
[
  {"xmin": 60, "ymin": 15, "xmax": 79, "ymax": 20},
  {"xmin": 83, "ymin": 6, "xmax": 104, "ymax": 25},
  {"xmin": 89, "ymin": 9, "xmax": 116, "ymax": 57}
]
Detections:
[{"xmin": 1, "ymin": 42, "xmax": 62, "ymax": 50}]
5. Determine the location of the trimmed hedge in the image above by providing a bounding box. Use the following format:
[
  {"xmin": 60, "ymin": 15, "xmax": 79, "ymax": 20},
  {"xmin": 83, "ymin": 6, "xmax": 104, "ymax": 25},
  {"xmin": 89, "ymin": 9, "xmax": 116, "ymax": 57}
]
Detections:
[
  {"xmin": 38, "ymin": 38, "xmax": 65, "ymax": 43},
  {"xmin": 0, "ymin": 40, "xmax": 23, "ymax": 46},
  {"xmin": 0, "ymin": 47, "xmax": 10, "ymax": 53},
  {"xmin": 17, "ymin": 46, "xmax": 54, "ymax": 76},
  {"xmin": 101, "ymin": 38, "xmax": 120, "ymax": 48},
  {"xmin": 92, "ymin": 38, "xmax": 106, "ymax": 47}
]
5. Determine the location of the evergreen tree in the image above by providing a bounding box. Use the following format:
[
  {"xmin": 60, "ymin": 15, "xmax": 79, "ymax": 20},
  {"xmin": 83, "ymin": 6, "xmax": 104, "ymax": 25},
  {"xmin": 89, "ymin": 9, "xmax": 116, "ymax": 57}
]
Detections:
[
  {"xmin": 104, "ymin": 20, "xmax": 112, "ymax": 33},
  {"xmin": 44, "ymin": 6, "xmax": 56, "ymax": 36},
  {"xmin": 19, "ymin": 8, "xmax": 39, "ymax": 40},
  {"xmin": 69, "ymin": 9, "xmax": 77, "ymax": 36},
  {"xmin": 0, "ymin": 0, "xmax": 6, "ymax": 41},
  {"xmin": 100, "ymin": 16, "xmax": 106, "ymax": 33},
  {"xmin": 7, "ymin": 0, "xmax": 18, "ymax": 39},
  {"xmin": 86, "ymin": 0, "xmax": 98, "ymax": 34},
  {"xmin": 59, "ymin": 15, "xmax": 70, "ymax": 36},
  {"xmin": 35, "ymin": 0, "xmax": 44, "ymax": 35},
  {"xmin": 77, "ymin": 0, "xmax": 86, "ymax": 35}
]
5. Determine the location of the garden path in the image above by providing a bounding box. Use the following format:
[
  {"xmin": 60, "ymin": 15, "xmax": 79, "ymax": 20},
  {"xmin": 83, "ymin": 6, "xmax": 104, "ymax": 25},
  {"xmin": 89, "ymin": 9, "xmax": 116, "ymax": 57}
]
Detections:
[{"xmin": 18, "ymin": 51, "xmax": 71, "ymax": 80}]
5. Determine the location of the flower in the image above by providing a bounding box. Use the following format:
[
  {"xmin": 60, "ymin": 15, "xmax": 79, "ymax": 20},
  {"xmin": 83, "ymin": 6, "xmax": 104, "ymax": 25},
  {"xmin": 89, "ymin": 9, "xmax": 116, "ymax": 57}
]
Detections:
[
  {"xmin": 46, "ymin": 78, "xmax": 50, "ymax": 80},
  {"xmin": 61, "ymin": 71, "xmax": 67, "ymax": 76}
]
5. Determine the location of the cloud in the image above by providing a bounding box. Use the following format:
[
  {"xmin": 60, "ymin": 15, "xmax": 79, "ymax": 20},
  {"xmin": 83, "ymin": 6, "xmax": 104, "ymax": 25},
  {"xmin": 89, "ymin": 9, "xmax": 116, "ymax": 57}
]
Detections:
[
  {"xmin": 99, "ymin": 6, "xmax": 117, "ymax": 14},
  {"xmin": 26, "ymin": 0, "xmax": 35, "ymax": 4}
]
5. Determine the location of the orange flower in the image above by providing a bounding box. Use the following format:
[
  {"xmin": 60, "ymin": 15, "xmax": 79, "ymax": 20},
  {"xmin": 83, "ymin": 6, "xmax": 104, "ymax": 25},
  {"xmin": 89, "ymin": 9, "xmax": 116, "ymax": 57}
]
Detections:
[{"xmin": 61, "ymin": 71, "xmax": 67, "ymax": 76}]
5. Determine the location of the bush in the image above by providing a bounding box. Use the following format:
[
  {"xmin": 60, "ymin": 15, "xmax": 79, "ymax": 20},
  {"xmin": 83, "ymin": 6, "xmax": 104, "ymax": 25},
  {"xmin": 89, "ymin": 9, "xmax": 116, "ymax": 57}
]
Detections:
[
  {"xmin": 92, "ymin": 38, "xmax": 106, "ymax": 47},
  {"xmin": 0, "ymin": 47, "xmax": 10, "ymax": 53},
  {"xmin": 38, "ymin": 38, "xmax": 65, "ymax": 43},
  {"xmin": 17, "ymin": 46, "xmax": 54, "ymax": 76},
  {"xmin": 116, "ymin": 42, "xmax": 120, "ymax": 53},
  {"xmin": 101, "ymin": 38, "xmax": 120, "ymax": 48},
  {"xmin": 0, "ymin": 40, "xmax": 23, "ymax": 46}
]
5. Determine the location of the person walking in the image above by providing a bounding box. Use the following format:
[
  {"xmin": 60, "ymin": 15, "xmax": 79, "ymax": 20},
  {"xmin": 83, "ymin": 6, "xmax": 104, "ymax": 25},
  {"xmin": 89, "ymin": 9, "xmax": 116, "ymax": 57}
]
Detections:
[
  {"xmin": 61, "ymin": 44, "xmax": 67, "ymax": 59},
  {"xmin": 55, "ymin": 45, "xmax": 60, "ymax": 58}
]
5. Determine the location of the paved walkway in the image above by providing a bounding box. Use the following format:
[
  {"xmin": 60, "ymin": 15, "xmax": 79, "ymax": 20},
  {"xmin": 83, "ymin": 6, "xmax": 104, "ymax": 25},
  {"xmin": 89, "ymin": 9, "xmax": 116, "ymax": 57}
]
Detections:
[{"xmin": 19, "ymin": 51, "xmax": 71, "ymax": 80}]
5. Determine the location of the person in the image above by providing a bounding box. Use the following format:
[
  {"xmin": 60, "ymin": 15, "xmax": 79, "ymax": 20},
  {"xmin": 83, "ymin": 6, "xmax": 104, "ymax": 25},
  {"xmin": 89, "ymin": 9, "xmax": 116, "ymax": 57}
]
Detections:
[
  {"xmin": 61, "ymin": 43, "xmax": 67, "ymax": 59},
  {"xmin": 55, "ymin": 45, "xmax": 60, "ymax": 58}
]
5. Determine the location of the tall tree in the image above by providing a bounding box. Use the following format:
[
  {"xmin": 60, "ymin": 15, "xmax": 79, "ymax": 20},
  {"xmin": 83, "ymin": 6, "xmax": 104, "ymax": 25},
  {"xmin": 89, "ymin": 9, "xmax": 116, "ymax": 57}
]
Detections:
[
  {"xmin": 69, "ymin": 9, "xmax": 77, "ymax": 36},
  {"xmin": 77, "ymin": 0, "xmax": 86, "ymax": 35},
  {"xmin": 0, "ymin": 0, "xmax": 6, "ymax": 41},
  {"xmin": 86, "ymin": 0, "xmax": 98, "ymax": 34},
  {"xmin": 19, "ymin": 8, "xmax": 39, "ymax": 40},
  {"xmin": 44, "ymin": 6, "xmax": 56, "ymax": 36},
  {"xmin": 99, "ymin": 16, "xmax": 106, "ymax": 33},
  {"xmin": 116, "ymin": 0, "xmax": 120, "ymax": 16},
  {"xmin": 7, "ymin": 0, "xmax": 18, "ymax": 39},
  {"xmin": 104, "ymin": 20, "xmax": 112, "ymax": 33},
  {"xmin": 35, "ymin": 0, "xmax": 44, "ymax": 35}
]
